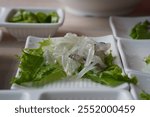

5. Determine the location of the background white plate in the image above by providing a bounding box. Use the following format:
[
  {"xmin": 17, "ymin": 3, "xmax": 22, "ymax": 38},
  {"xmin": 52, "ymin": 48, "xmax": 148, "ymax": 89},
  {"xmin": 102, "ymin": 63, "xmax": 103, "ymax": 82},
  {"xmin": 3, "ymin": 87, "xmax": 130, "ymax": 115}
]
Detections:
[
  {"xmin": 128, "ymin": 72, "xmax": 150, "ymax": 100},
  {"xmin": 109, "ymin": 16, "xmax": 150, "ymax": 40},
  {"xmin": 118, "ymin": 39, "xmax": 150, "ymax": 75},
  {"xmin": 11, "ymin": 35, "xmax": 129, "ymax": 91},
  {"xmin": 0, "ymin": 90, "xmax": 30, "ymax": 100},
  {"xmin": 0, "ymin": 7, "xmax": 65, "ymax": 41}
]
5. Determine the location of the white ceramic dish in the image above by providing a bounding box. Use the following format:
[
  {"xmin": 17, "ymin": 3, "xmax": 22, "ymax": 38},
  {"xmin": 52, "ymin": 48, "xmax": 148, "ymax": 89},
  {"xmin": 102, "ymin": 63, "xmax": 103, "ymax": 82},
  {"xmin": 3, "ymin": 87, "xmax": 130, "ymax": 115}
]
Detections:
[
  {"xmin": 0, "ymin": 90, "xmax": 30, "ymax": 100},
  {"xmin": 0, "ymin": 7, "xmax": 65, "ymax": 41},
  {"xmin": 58, "ymin": 0, "xmax": 141, "ymax": 17},
  {"xmin": 118, "ymin": 39, "xmax": 150, "ymax": 75},
  {"xmin": 0, "ymin": 89, "xmax": 133, "ymax": 100},
  {"xmin": 11, "ymin": 35, "xmax": 129, "ymax": 90},
  {"xmin": 37, "ymin": 89, "xmax": 133, "ymax": 100},
  {"xmin": 128, "ymin": 72, "xmax": 150, "ymax": 100},
  {"xmin": 109, "ymin": 16, "xmax": 150, "ymax": 39}
]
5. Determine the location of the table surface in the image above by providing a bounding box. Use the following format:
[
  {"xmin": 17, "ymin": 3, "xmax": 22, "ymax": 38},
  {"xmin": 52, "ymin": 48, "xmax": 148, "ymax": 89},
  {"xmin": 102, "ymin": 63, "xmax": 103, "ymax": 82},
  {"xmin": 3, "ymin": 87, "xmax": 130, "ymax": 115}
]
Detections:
[{"xmin": 0, "ymin": 0, "xmax": 150, "ymax": 89}]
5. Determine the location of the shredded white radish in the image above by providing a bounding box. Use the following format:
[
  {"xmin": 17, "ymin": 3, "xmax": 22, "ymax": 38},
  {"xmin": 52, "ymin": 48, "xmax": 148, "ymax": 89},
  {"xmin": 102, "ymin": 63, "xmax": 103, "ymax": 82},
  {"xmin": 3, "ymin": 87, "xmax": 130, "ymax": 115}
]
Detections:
[
  {"xmin": 44, "ymin": 33, "xmax": 111, "ymax": 78},
  {"xmin": 77, "ymin": 62, "xmax": 96, "ymax": 79}
]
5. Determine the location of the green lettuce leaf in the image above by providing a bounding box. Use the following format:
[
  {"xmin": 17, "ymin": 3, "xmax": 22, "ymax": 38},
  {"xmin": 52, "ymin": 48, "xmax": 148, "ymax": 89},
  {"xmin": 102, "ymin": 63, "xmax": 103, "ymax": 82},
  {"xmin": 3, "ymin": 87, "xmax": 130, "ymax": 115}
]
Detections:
[
  {"xmin": 8, "ymin": 9, "xmax": 59, "ymax": 23},
  {"xmin": 130, "ymin": 20, "xmax": 150, "ymax": 39},
  {"xmin": 140, "ymin": 91, "xmax": 150, "ymax": 100},
  {"xmin": 84, "ymin": 65, "xmax": 137, "ymax": 87},
  {"xmin": 144, "ymin": 55, "xmax": 150, "ymax": 64},
  {"xmin": 11, "ymin": 39, "xmax": 66, "ymax": 87},
  {"xmin": 83, "ymin": 52, "xmax": 137, "ymax": 87}
]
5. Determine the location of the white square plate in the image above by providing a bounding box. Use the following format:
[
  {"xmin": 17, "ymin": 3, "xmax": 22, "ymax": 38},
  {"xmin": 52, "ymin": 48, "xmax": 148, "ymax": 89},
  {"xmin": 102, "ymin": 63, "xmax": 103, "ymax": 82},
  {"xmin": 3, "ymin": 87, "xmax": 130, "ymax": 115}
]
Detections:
[
  {"xmin": 0, "ymin": 90, "xmax": 30, "ymax": 100},
  {"xmin": 0, "ymin": 7, "xmax": 65, "ymax": 41},
  {"xmin": 38, "ymin": 89, "xmax": 133, "ymax": 100},
  {"xmin": 118, "ymin": 39, "xmax": 150, "ymax": 75},
  {"xmin": 0, "ymin": 89, "xmax": 132, "ymax": 100},
  {"xmin": 128, "ymin": 72, "xmax": 150, "ymax": 100},
  {"xmin": 11, "ymin": 35, "xmax": 129, "ymax": 91},
  {"xmin": 109, "ymin": 16, "xmax": 150, "ymax": 40}
]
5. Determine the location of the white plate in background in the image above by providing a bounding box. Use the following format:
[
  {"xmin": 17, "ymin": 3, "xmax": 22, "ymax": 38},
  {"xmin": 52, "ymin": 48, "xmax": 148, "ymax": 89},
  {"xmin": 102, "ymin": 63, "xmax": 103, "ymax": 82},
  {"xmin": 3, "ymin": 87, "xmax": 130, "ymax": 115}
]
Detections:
[
  {"xmin": 0, "ymin": 7, "xmax": 65, "ymax": 41},
  {"xmin": 109, "ymin": 16, "xmax": 150, "ymax": 40},
  {"xmin": 0, "ymin": 90, "xmax": 30, "ymax": 100},
  {"xmin": 128, "ymin": 72, "xmax": 150, "ymax": 100},
  {"xmin": 118, "ymin": 39, "xmax": 150, "ymax": 75},
  {"xmin": 11, "ymin": 35, "xmax": 129, "ymax": 91}
]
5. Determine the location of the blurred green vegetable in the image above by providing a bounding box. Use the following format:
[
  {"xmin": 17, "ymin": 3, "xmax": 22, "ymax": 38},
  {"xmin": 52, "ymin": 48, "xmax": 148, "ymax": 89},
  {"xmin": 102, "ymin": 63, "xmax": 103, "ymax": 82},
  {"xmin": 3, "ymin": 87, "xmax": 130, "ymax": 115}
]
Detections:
[
  {"xmin": 8, "ymin": 9, "xmax": 59, "ymax": 23},
  {"xmin": 144, "ymin": 55, "xmax": 150, "ymax": 64},
  {"xmin": 140, "ymin": 91, "xmax": 150, "ymax": 100},
  {"xmin": 130, "ymin": 20, "xmax": 150, "ymax": 39}
]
